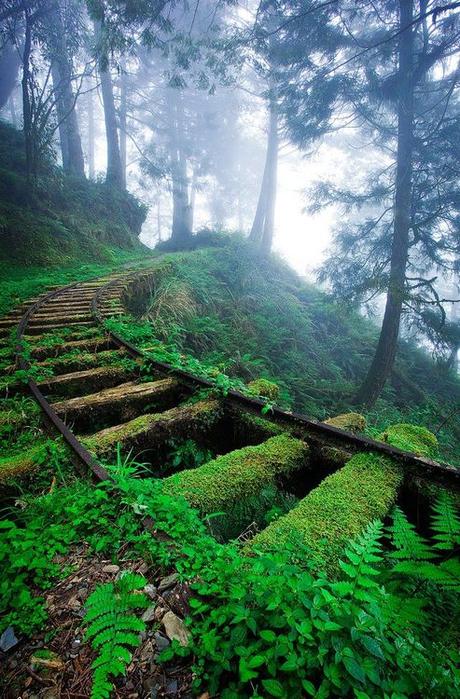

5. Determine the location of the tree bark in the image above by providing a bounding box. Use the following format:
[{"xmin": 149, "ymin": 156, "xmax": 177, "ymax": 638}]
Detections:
[
  {"xmin": 48, "ymin": 1, "xmax": 85, "ymax": 176},
  {"xmin": 0, "ymin": 38, "xmax": 21, "ymax": 111},
  {"xmin": 249, "ymin": 79, "xmax": 278, "ymax": 252},
  {"xmin": 87, "ymin": 79, "xmax": 95, "ymax": 178},
  {"xmin": 119, "ymin": 66, "xmax": 127, "ymax": 188},
  {"xmin": 95, "ymin": 21, "xmax": 124, "ymax": 189},
  {"xmin": 21, "ymin": 9, "xmax": 34, "ymax": 181},
  {"xmin": 354, "ymin": 0, "xmax": 415, "ymax": 408},
  {"xmin": 167, "ymin": 89, "xmax": 192, "ymax": 244}
]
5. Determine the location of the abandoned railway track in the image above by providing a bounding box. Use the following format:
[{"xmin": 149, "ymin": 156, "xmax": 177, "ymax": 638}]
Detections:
[{"xmin": 0, "ymin": 262, "xmax": 458, "ymax": 560}]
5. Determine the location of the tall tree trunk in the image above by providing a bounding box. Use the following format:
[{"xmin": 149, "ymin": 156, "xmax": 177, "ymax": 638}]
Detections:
[
  {"xmin": 9, "ymin": 92, "xmax": 18, "ymax": 127},
  {"xmin": 48, "ymin": 1, "xmax": 85, "ymax": 176},
  {"xmin": 95, "ymin": 21, "xmax": 124, "ymax": 189},
  {"xmin": 0, "ymin": 38, "xmax": 21, "ymax": 111},
  {"xmin": 87, "ymin": 79, "xmax": 95, "ymax": 178},
  {"xmin": 119, "ymin": 66, "xmax": 127, "ymax": 188},
  {"xmin": 167, "ymin": 89, "xmax": 192, "ymax": 244},
  {"xmin": 260, "ymin": 92, "xmax": 278, "ymax": 254},
  {"xmin": 354, "ymin": 0, "xmax": 415, "ymax": 408},
  {"xmin": 51, "ymin": 62, "xmax": 70, "ymax": 169},
  {"xmin": 157, "ymin": 198, "xmax": 162, "ymax": 242},
  {"xmin": 21, "ymin": 9, "xmax": 34, "ymax": 181},
  {"xmin": 249, "ymin": 80, "xmax": 278, "ymax": 252}
]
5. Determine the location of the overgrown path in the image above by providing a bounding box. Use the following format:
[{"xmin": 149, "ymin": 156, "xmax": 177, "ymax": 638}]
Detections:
[{"xmin": 3, "ymin": 265, "xmax": 457, "ymax": 496}]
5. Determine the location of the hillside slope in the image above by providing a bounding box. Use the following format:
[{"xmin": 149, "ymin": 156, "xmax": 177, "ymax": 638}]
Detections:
[
  {"xmin": 139, "ymin": 237, "xmax": 460, "ymax": 465},
  {"xmin": 0, "ymin": 121, "xmax": 146, "ymax": 267}
]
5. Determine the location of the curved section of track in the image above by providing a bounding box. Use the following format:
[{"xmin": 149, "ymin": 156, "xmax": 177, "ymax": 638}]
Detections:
[{"xmin": 12, "ymin": 267, "xmax": 460, "ymax": 489}]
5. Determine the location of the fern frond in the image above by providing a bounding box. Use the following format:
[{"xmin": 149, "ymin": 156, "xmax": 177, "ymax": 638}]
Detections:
[
  {"xmin": 84, "ymin": 571, "xmax": 149, "ymax": 699},
  {"xmin": 387, "ymin": 506, "xmax": 435, "ymax": 561},
  {"xmin": 431, "ymin": 492, "xmax": 460, "ymax": 550},
  {"xmin": 392, "ymin": 560, "xmax": 460, "ymax": 590},
  {"xmin": 381, "ymin": 592, "xmax": 428, "ymax": 634},
  {"xmin": 338, "ymin": 520, "xmax": 384, "ymax": 601}
]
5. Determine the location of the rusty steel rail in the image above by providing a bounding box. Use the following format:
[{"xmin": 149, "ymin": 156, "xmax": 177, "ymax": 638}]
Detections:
[{"xmin": 92, "ymin": 275, "xmax": 460, "ymax": 489}]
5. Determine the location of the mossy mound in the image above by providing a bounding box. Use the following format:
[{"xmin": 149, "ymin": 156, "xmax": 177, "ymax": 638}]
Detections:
[
  {"xmin": 324, "ymin": 412, "xmax": 366, "ymax": 433},
  {"xmin": 247, "ymin": 379, "xmax": 280, "ymax": 401},
  {"xmin": 0, "ymin": 444, "xmax": 44, "ymax": 482},
  {"xmin": 163, "ymin": 434, "xmax": 309, "ymax": 514},
  {"xmin": 82, "ymin": 399, "xmax": 220, "ymax": 458},
  {"xmin": 381, "ymin": 423, "xmax": 438, "ymax": 459}
]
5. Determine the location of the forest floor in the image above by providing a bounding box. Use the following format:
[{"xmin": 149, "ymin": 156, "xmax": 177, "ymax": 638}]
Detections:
[{"xmin": 2, "ymin": 545, "xmax": 193, "ymax": 699}]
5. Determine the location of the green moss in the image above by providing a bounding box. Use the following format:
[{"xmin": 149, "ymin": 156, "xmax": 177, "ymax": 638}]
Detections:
[
  {"xmin": 247, "ymin": 450, "xmax": 402, "ymax": 576},
  {"xmin": 231, "ymin": 409, "xmax": 287, "ymax": 442},
  {"xmin": 247, "ymin": 379, "xmax": 280, "ymax": 401},
  {"xmin": 380, "ymin": 423, "xmax": 438, "ymax": 458},
  {"xmin": 247, "ymin": 423, "xmax": 437, "ymax": 576},
  {"xmin": 163, "ymin": 434, "xmax": 309, "ymax": 514},
  {"xmin": 0, "ymin": 444, "xmax": 44, "ymax": 482},
  {"xmin": 324, "ymin": 412, "xmax": 366, "ymax": 433}
]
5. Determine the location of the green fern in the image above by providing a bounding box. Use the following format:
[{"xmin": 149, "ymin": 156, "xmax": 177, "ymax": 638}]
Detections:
[
  {"xmin": 335, "ymin": 519, "xmax": 384, "ymax": 603},
  {"xmin": 391, "ymin": 559, "xmax": 460, "ymax": 591},
  {"xmin": 388, "ymin": 506, "xmax": 435, "ymax": 560},
  {"xmin": 84, "ymin": 572, "xmax": 149, "ymax": 699},
  {"xmin": 388, "ymin": 496, "xmax": 460, "ymax": 592},
  {"xmin": 431, "ymin": 491, "xmax": 460, "ymax": 550}
]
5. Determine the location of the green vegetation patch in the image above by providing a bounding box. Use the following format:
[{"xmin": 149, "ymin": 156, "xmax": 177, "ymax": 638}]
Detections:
[
  {"xmin": 163, "ymin": 434, "xmax": 309, "ymax": 514},
  {"xmin": 0, "ymin": 443, "xmax": 46, "ymax": 482}
]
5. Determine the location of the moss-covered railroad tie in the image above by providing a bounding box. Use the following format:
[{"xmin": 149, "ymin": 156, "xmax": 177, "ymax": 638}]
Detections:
[
  {"xmin": 163, "ymin": 434, "xmax": 310, "ymax": 514},
  {"xmin": 246, "ymin": 423, "xmax": 439, "ymax": 577}
]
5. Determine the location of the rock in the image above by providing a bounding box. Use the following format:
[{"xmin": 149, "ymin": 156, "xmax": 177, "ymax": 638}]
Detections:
[
  {"xmin": 102, "ymin": 564, "xmax": 120, "ymax": 574},
  {"xmin": 142, "ymin": 606, "xmax": 157, "ymax": 624},
  {"xmin": 154, "ymin": 606, "xmax": 167, "ymax": 621},
  {"xmin": 154, "ymin": 631, "xmax": 170, "ymax": 651},
  {"xmin": 166, "ymin": 679, "xmax": 178, "ymax": 695},
  {"xmin": 144, "ymin": 584, "xmax": 157, "ymax": 600},
  {"xmin": 158, "ymin": 573, "xmax": 178, "ymax": 591},
  {"xmin": 161, "ymin": 611, "xmax": 190, "ymax": 647},
  {"xmin": 0, "ymin": 626, "xmax": 18, "ymax": 652}
]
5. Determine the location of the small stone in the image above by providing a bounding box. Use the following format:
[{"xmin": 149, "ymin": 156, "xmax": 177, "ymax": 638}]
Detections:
[
  {"xmin": 166, "ymin": 679, "xmax": 178, "ymax": 695},
  {"xmin": 154, "ymin": 632, "xmax": 170, "ymax": 651},
  {"xmin": 142, "ymin": 606, "xmax": 157, "ymax": 623},
  {"xmin": 154, "ymin": 606, "xmax": 166, "ymax": 621},
  {"xmin": 161, "ymin": 611, "xmax": 190, "ymax": 647},
  {"xmin": 144, "ymin": 584, "xmax": 157, "ymax": 600},
  {"xmin": 158, "ymin": 573, "xmax": 178, "ymax": 591},
  {"xmin": 0, "ymin": 626, "xmax": 19, "ymax": 652},
  {"xmin": 102, "ymin": 564, "xmax": 120, "ymax": 574}
]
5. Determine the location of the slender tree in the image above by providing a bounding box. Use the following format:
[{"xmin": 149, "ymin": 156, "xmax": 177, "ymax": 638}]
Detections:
[
  {"xmin": 354, "ymin": 0, "xmax": 416, "ymax": 407},
  {"xmin": 249, "ymin": 74, "xmax": 279, "ymax": 253},
  {"xmin": 94, "ymin": 19, "xmax": 124, "ymax": 188},
  {"xmin": 0, "ymin": 36, "xmax": 21, "ymax": 110},
  {"xmin": 46, "ymin": 0, "xmax": 85, "ymax": 176}
]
